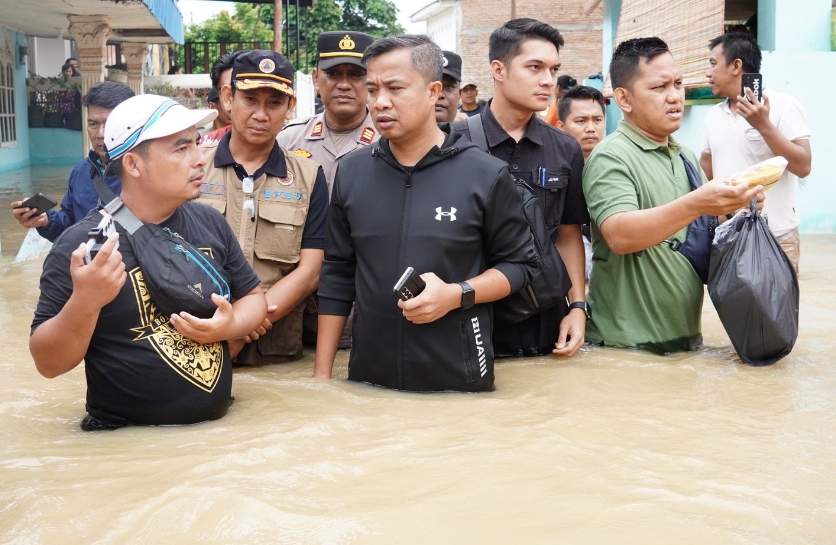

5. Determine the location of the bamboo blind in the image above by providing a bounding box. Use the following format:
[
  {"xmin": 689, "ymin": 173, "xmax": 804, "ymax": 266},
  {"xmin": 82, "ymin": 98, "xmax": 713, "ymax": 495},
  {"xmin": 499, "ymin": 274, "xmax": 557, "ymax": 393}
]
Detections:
[{"xmin": 603, "ymin": 0, "xmax": 725, "ymax": 96}]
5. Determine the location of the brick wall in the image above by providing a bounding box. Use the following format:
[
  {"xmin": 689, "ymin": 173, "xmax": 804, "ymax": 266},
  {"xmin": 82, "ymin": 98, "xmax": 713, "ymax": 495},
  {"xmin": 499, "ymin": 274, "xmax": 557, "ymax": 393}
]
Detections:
[{"xmin": 458, "ymin": 0, "xmax": 603, "ymax": 100}]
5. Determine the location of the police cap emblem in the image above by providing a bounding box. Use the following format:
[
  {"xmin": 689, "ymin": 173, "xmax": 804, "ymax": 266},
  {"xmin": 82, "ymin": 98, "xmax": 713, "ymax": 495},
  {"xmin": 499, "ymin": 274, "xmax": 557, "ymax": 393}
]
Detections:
[{"xmin": 339, "ymin": 35, "xmax": 356, "ymax": 51}]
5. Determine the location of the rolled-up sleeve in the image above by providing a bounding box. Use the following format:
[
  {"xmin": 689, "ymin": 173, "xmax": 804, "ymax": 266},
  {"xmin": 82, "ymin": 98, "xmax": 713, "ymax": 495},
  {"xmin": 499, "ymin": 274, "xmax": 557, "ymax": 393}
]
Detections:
[{"xmin": 484, "ymin": 167, "xmax": 538, "ymax": 293}]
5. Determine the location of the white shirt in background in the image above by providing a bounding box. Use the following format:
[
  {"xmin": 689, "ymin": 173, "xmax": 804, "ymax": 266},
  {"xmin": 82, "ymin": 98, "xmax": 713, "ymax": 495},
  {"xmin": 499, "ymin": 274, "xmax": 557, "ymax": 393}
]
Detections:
[{"xmin": 701, "ymin": 89, "xmax": 811, "ymax": 238}]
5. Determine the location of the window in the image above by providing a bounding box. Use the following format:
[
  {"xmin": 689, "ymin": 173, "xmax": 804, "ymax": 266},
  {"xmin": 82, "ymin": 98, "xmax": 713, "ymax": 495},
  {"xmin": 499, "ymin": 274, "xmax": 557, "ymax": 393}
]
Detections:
[{"xmin": 0, "ymin": 55, "xmax": 17, "ymax": 149}]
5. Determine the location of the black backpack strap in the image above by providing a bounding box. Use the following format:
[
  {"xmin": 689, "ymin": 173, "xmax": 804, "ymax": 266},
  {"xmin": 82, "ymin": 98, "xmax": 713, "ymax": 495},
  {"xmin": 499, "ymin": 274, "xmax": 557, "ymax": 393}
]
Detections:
[
  {"xmin": 93, "ymin": 169, "xmax": 144, "ymax": 235},
  {"xmin": 466, "ymin": 113, "xmax": 489, "ymax": 153},
  {"xmin": 679, "ymin": 151, "xmax": 703, "ymax": 190},
  {"xmin": 93, "ymin": 169, "xmax": 119, "ymax": 204}
]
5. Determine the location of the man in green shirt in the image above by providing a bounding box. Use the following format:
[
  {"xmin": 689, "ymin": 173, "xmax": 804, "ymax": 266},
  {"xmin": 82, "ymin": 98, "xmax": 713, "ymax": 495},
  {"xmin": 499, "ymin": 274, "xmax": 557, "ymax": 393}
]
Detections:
[{"xmin": 583, "ymin": 37, "xmax": 764, "ymax": 353}]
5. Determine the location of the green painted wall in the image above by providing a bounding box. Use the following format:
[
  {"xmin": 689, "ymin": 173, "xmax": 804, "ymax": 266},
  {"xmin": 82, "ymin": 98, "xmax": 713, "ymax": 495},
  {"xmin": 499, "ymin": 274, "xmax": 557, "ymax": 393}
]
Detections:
[
  {"xmin": 0, "ymin": 28, "xmax": 32, "ymax": 172},
  {"xmin": 28, "ymin": 128, "xmax": 83, "ymax": 165}
]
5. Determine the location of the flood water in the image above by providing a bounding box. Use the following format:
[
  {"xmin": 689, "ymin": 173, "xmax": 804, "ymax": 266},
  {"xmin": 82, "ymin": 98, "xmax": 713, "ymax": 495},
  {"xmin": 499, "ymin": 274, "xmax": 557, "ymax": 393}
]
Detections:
[{"xmin": 1, "ymin": 166, "xmax": 835, "ymax": 543}]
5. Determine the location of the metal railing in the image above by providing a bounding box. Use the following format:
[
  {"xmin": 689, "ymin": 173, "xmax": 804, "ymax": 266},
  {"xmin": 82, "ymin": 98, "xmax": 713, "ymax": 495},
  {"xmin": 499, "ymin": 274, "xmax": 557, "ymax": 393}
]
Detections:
[{"xmin": 173, "ymin": 42, "xmax": 267, "ymax": 75}]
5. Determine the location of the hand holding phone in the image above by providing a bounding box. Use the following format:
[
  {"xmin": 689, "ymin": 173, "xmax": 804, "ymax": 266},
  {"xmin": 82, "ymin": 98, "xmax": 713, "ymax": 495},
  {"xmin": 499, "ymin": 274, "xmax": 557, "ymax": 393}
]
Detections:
[
  {"xmin": 15, "ymin": 193, "xmax": 58, "ymax": 214},
  {"xmin": 742, "ymin": 73, "xmax": 763, "ymax": 104},
  {"xmin": 84, "ymin": 212, "xmax": 119, "ymax": 264},
  {"xmin": 393, "ymin": 267, "xmax": 426, "ymax": 301}
]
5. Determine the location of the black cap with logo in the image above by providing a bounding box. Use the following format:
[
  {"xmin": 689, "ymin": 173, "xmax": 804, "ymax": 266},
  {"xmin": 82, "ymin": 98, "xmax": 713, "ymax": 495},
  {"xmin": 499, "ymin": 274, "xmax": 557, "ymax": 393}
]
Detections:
[
  {"xmin": 557, "ymin": 75, "xmax": 577, "ymax": 89},
  {"xmin": 317, "ymin": 31, "xmax": 375, "ymax": 70},
  {"xmin": 441, "ymin": 50, "xmax": 462, "ymax": 82},
  {"xmin": 232, "ymin": 50, "xmax": 295, "ymax": 97}
]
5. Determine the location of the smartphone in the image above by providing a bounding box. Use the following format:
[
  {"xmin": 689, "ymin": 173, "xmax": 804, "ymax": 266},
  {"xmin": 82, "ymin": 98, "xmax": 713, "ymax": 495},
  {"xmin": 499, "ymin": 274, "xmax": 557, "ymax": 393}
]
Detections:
[
  {"xmin": 393, "ymin": 267, "xmax": 426, "ymax": 301},
  {"xmin": 84, "ymin": 212, "xmax": 118, "ymax": 264},
  {"xmin": 742, "ymin": 73, "xmax": 763, "ymax": 104},
  {"xmin": 16, "ymin": 193, "xmax": 58, "ymax": 214}
]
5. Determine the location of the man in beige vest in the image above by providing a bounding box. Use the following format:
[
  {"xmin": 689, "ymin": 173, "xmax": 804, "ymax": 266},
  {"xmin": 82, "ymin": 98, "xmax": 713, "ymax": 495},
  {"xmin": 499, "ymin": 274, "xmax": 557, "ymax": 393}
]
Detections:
[{"xmin": 199, "ymin": 50, "xmax": 328, "ymax": 365}]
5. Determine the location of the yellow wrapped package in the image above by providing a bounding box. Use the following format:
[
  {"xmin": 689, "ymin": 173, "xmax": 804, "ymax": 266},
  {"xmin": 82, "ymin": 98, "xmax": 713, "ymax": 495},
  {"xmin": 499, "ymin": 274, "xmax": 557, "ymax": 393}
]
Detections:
[{"xmin": 730, "ymin": 156, "xmax": 788, "ymax": 190}]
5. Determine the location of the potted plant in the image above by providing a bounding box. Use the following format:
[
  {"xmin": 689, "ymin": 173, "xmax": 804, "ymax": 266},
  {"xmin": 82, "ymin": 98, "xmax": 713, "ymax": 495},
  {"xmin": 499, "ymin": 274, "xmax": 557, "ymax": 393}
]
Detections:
[
  {"xmin": 27, "ymin": 103, "xmax": 45, "ymax": 128},
  {"xmin": 44, "ymin": 101, "xmax": 65, "ymax": 128},
  {"xmin": 26, "ymin": 73, "xmax": 82, "ymax": 129}
]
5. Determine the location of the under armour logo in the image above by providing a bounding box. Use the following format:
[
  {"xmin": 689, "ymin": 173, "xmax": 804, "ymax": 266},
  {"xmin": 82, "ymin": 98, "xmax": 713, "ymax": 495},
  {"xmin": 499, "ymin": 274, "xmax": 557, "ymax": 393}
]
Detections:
[{"xmin": 435, "ymin": 207, "xmax": 457, "ymax": 221}]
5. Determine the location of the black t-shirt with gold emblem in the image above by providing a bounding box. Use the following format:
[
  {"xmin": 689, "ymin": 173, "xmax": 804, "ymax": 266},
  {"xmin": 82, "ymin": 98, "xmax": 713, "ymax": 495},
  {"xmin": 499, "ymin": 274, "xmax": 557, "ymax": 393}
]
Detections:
[{"xmin": 32, "ymin": 202, "xmax": 261, "ymax": 427}]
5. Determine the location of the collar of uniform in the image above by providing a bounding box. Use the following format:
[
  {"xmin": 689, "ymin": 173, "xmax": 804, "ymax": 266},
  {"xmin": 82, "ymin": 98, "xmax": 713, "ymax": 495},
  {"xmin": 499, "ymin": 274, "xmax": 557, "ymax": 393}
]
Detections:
[
  {"xmin": 719, "ymin": 97, "xmax": 733, "ymax": 114},
  {"xmin": 616, "ymin": 120, "xmax": 681, "ymax": 153},
  {"xmin": 214, "ymin": 130, "xmax": 288, "ymax": 178},
  {"xmin": 87, "ymin": 149, "xmax": 106, "ymax": 178},
  {"xmin": 483, "ymin": 100, "xmax": 544, "ymax": 148}
]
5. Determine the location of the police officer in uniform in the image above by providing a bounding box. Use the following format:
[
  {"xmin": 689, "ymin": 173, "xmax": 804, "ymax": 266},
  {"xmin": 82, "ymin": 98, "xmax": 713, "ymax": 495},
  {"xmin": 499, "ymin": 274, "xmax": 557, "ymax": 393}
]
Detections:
[
  {"xmin": 199, "ymin": 50, "xmax": 328, "ymax": 365},
  {"xmin": 278, "ymin": 31, "xmax": 378, "ymax": 195},
  {"xmin": 435, "ymin": 50, "xmax": 467, "ymax": 123},
  {"xmin": 279, "ymin": 31, "xmax": 376, "ymax": 349}
]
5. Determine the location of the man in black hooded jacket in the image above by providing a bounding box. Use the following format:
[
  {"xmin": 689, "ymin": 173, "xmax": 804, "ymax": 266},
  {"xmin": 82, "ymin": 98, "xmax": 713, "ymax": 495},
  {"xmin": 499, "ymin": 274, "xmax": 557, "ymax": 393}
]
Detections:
[{"xmin": 313, "ymin": 35, "xmax": 538, "ymax": 392}]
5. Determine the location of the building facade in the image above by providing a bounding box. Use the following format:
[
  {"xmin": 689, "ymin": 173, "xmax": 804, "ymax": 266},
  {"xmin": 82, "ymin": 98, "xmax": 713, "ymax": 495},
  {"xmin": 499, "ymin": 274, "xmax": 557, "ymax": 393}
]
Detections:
[{"xmin": 411, "ymin": 0, "xmax": 604, "ymax": 98}]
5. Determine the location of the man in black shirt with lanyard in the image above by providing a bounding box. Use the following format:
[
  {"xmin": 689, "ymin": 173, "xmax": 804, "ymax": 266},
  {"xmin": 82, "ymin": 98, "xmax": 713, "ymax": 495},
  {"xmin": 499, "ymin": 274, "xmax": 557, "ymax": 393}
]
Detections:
[{"xmin": 454, "ymin": 18, "xmax": 589, "ymax": 358}]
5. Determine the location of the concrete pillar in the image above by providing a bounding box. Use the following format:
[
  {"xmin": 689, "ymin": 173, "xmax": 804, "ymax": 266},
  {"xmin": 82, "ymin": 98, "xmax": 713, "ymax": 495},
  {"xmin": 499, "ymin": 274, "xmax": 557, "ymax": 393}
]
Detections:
[
  {"xmin": 67, "ymin": 16, "xmax": 111, "ymax": 156},
  {"xmin": 122, "ymin": 43, "xmax": 149, "ymax": 95}
]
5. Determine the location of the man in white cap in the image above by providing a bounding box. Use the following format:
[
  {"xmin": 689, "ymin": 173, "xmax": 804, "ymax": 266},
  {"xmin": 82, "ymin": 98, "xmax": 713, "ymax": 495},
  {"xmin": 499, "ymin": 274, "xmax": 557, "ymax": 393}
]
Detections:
[
  {"xmin": 29, "ymin": 94, "xmax": 267, "ymax": 431},
  {"xmin": 458, "ymin": 76, "xmax": 484, "ymax": 117}
]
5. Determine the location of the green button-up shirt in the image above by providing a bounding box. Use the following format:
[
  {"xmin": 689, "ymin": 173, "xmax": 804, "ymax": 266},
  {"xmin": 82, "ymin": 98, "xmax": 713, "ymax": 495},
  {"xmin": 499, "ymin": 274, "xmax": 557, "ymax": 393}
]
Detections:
[{"xmin": 582, "ymin": 120, "xmax": 705, "ymax": 353}]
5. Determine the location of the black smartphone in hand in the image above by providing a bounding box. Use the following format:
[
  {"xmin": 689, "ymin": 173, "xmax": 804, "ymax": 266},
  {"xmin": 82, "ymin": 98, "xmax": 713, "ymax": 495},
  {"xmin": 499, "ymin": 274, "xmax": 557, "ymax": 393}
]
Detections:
[
  {"xmin": 742, "ymin": 73, "xmax": 763, "ymax": 103},
  {"xmin": 393, "ymin": 267, "xmax": 426, "ymax": 301},
  {"xmin": 16, "ymin": 193, "xmax": 58, "ymax": 214}
]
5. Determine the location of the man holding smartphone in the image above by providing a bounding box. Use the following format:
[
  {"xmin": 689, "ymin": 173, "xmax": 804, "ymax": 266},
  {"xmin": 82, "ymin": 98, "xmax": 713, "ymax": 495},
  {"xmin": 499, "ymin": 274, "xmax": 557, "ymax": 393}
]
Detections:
[
  {"xmin": 314, "ymin": 35, "xmax": 537, "ymax": 392},
  {"xmin": 29, "ymin": 95, "xmax": 267, "ymax": 430},
  {"xmin": 701, "ymin": 31, "xmax": 812, "ymax": 273},
  {"xmin": 10, "ymin": 82, "xmax": 134, "ymax": 242}
]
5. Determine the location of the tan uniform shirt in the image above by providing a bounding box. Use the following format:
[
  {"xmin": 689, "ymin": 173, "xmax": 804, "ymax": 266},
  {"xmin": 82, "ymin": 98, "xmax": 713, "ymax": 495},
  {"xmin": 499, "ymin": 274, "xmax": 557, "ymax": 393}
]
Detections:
[
  {"xmin": 278, "ymin": 110, "xmax": 379, "ymax": 195},
  {"xmin": 199, "ymin": 139, "xmax": 322, "ymax": 363}
]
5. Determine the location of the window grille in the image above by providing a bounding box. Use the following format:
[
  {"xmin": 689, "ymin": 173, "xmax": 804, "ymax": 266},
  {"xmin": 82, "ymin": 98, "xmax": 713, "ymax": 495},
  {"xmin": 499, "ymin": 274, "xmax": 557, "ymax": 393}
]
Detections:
[{"xmin": 0, "ymin": 58, "xmax": 17, "ymax": 148}]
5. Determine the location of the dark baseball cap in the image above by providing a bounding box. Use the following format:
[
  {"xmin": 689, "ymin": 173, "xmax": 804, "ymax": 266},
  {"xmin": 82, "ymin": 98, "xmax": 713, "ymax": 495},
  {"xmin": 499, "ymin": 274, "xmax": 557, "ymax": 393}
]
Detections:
[
  {"xmin": 441, "ymin": 50, "xmax": 462, "ymax": 82},
  {"xmin": 557, "ymin": 75, "xmax": 577, "ymax": 89},
  {"xmin": 232, "ymin": 50, "xmax": 295, "ymax": 97},
  {"xmin": 317, "ymin": 31, "xmax": 375, "ymax": 70}
]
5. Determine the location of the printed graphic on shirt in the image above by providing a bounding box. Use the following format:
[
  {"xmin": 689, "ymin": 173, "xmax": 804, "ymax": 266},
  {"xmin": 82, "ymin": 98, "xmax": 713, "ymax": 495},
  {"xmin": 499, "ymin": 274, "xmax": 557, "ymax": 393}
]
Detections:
[{"xmin": 128, "ymin": 267, "xmax": 223, "ymax": 393}]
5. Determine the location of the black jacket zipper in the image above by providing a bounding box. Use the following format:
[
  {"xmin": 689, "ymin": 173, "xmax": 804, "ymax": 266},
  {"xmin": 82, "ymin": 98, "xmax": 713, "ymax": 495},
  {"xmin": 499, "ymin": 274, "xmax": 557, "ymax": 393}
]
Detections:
[{"xmin": 395, "ymin": 169, "xmax": 413, "ymax": 390}]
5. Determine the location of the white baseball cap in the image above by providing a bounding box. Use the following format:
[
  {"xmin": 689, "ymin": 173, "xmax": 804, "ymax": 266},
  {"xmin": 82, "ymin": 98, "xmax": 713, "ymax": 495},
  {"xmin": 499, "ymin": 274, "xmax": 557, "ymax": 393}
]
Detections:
[{"xmin": 105, "ymin": 94, "xmax": 217, "ymax": 160}]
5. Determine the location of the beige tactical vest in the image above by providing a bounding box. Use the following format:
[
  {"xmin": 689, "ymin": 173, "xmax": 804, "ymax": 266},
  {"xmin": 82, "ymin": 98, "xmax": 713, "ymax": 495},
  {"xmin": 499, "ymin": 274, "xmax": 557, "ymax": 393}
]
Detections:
[{"xmin": 199, "ymin": 141, "xmax": 321, "ymax": 364}]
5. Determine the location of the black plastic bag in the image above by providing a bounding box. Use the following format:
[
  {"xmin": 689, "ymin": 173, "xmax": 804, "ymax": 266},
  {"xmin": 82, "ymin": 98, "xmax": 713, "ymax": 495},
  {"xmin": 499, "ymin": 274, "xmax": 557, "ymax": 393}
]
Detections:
[{"xmin": 707, "ymin": 203, "xmax": 799, "ymax": 366}]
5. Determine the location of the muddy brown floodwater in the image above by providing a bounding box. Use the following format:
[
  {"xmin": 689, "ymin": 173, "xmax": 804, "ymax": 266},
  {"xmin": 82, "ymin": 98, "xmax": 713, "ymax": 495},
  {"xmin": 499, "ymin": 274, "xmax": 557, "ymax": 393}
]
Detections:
[{"xmin": 1, "ymin": 166, "xmax": 835, "ymax": 543}]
